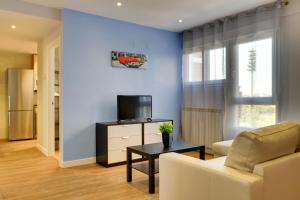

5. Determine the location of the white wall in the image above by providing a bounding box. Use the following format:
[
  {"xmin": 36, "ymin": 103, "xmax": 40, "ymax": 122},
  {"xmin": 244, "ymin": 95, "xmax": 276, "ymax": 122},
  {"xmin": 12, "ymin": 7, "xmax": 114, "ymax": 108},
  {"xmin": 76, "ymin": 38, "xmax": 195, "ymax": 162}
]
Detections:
[
  {"xmin": 0, "ymin": 51, "xmax": 33, "ymax": 139},
  {"xmin": 37, "ymin": 27, "xmax": 61, "ymax": 155},
  {"xmin": 279, "ymin": 0, "xmax": 300, "ymax": 122},
  {"xmin": 0, "ymin": 36, "xmax": 37, "ymax": 54}
]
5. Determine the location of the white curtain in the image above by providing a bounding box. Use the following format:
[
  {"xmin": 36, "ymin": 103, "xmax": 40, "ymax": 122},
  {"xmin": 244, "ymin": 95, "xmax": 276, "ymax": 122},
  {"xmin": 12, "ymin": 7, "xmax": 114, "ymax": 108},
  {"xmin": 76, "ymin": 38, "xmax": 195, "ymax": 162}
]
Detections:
[{"xmin": 182, "ymin": 2, "xmax": 282, "ymax": 149}]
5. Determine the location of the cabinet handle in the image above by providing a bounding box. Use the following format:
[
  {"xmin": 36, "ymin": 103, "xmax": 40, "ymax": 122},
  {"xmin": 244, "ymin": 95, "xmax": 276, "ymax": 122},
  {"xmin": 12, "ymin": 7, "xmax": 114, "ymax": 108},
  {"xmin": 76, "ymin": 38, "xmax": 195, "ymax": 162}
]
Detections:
[
  {"xmin": 122, "ymin": 136, "xmax": 129, "ymax": 139},
  {"xmin": 122, "ymin": 125, "xmax": 129, "ymax": 127},
  {"xmin": 121, "ymin": 149, "xmax": 126, "ymax": 152},
  {"xmin": 156, "ymin": 133, "xmax": 161, "ymax": 135}
]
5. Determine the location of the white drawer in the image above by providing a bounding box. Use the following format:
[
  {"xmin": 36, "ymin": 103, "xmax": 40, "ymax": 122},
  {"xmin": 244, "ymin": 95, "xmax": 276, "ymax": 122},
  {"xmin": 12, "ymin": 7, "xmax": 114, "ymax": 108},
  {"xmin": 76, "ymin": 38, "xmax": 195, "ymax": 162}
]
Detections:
[
  {"xmin": 144, "ymin": 121, "xmax": 172, "ymax": 134},
  {"xmin": 144, "ymin": 132, "xmax": 162, "ymax": 144},
  {"xmin": 108, "ymin": 124, "xmax": 141, "ymax": 138},
  {"xmin": 108, "ymin": 149, "xmax": 141, "ymax": 164},
  {"xmin": 108, "ymin": 135, "xmax": 141, "ymax": 150}
]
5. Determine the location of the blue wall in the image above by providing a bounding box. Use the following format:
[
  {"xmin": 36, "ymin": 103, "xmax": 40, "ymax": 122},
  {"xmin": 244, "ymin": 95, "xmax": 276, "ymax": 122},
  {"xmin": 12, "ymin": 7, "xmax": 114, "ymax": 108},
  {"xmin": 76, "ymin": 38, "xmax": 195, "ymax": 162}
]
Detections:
[{"xmin": 63, "ymin": 9, "xmax": 182, "ymax": 161}]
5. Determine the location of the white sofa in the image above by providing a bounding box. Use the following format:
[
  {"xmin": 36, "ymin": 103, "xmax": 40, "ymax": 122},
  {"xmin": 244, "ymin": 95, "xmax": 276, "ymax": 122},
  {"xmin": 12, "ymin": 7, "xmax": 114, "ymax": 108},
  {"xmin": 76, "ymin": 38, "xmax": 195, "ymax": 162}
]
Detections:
[
  {"xmin": 212, "ymin": 140, "xmax": 233, "ymax": 157},
  {"xmin": 159, "ymin": 152, "xmax": 300, "ymax": 200}
]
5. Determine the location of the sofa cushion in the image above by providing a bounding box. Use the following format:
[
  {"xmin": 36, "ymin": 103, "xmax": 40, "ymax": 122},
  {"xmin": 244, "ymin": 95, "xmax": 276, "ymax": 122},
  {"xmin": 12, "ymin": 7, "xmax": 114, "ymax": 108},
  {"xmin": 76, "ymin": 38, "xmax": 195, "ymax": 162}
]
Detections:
[
  {"xmin": 225, "ymin": 122, "xmax": 300, "ymax": 172},
  {"xmin": 212, "ymin": 140, "xmax": 233, "ymax": 157}
]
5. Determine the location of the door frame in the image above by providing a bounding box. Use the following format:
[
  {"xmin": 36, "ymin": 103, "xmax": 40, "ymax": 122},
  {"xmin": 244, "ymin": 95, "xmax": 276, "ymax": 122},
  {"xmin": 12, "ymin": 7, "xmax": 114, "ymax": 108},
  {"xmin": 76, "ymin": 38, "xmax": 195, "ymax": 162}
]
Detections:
[{"xmin": 47, "ymin": 36, "xmax": 63, "ymax": 165}]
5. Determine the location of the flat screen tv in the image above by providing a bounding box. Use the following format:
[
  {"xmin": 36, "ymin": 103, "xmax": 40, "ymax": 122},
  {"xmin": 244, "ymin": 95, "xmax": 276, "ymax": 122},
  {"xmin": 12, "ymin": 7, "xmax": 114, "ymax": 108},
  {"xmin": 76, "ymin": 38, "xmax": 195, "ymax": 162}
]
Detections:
[{"xmin": 117, "ymin": 95, "xmax": 152, "ymax": 121}]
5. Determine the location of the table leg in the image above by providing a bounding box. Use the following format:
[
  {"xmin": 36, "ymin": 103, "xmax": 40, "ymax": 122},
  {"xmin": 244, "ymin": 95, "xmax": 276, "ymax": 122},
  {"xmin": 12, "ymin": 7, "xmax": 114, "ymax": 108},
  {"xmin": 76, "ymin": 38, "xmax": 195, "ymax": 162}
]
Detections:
[
  {"xmin": 127, "ymin": 149, "xmax": 132, "ymax": 182},
  {"xmin": 199, "ymin": 146, "xmax": 205, "ymax": 160},
  {"xmin": 148, "ymin": 157, "xmax": 155, "ymax": 194}
]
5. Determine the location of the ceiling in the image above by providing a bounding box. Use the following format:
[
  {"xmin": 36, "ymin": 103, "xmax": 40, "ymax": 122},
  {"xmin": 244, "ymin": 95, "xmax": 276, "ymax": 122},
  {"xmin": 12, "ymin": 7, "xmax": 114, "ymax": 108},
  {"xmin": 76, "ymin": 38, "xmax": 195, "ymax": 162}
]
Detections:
[
  {"xmin": 23, "ymin": 0, "xmax": 275, "ymax": 32},
  {"xmin": 0, "ymin": 10, "xmax": 60, "ymax": 53},
  {"xmin": 0, "ymin": 10, "xmax": 60, "ymax": 42}
]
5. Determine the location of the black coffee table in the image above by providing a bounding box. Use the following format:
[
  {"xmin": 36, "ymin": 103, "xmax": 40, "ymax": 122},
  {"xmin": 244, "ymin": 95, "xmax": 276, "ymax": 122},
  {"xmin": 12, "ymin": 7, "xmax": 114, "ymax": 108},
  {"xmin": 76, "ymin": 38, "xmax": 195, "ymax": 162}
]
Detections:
[{"xmin": 127, "ymin": 141, "xmax": 205, "ymax": 194}]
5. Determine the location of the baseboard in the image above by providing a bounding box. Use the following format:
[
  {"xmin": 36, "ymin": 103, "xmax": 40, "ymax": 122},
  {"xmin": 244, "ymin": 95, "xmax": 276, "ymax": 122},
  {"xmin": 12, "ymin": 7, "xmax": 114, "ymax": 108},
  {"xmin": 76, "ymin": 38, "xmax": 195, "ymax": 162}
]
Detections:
[
  {"xmin": 60, "ymin": 157, "xmax": 96, "ymax": 168},
  {"xmin": 36, "ymin": 144, "xmax": 48, "ymax": 156}
]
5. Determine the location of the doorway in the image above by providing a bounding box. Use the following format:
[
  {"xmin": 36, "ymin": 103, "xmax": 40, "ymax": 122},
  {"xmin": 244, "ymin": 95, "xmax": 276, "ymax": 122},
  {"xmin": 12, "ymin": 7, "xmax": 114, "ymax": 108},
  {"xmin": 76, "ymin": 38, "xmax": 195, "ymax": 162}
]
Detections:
[
  {"xmin": 54, "ymin": 47, "xmax": 61, "ymax": 160},
  {"xmin": 47, "ymin": 41, "xmax": 61, "ymax": 162},
  {"xmin": 0, "ymin": 0, "xmax": 62, "ymax": 168}
]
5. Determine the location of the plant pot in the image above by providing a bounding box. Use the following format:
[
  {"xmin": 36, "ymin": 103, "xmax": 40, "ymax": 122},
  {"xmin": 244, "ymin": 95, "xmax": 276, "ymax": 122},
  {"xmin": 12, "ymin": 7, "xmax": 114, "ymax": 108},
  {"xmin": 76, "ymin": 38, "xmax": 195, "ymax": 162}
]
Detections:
[{"xmin": 162, "ymin": 132, "xmax": 172, "ymax": 148}]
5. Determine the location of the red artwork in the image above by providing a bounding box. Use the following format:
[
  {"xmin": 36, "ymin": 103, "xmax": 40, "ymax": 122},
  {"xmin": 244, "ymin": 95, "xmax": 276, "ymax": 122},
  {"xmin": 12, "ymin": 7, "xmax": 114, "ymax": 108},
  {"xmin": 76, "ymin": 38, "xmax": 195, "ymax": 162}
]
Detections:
[{"xmin": 111, "ymin": 51, "xmax": 148, "ymax": 69}]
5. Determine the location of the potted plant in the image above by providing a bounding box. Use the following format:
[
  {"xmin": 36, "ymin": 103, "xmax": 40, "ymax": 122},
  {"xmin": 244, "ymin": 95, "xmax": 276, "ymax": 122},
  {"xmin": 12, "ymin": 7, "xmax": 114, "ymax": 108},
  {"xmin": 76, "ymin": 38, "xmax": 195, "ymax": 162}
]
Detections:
[{"xmin": 159, "ymin": 122, "xmax": 174, "ymax": 148}]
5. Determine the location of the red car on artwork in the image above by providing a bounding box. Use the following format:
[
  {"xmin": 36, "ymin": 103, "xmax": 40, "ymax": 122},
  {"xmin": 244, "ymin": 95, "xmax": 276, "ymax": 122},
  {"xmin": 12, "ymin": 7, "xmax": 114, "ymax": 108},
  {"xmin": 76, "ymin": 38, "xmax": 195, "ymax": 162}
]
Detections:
[
  {"xmin": 111, "ymin": 51, "xmax": 147, "ymax": 68},
  {"xmin": 118, "ymin": 55, "xmax": 144, "ymax": 68}
]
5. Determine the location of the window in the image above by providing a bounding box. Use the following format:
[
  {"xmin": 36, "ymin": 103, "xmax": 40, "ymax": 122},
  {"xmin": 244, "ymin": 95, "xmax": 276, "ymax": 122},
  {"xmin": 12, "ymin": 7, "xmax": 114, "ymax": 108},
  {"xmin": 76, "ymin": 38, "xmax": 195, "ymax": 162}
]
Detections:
[
  {"xmin": 237, "ymin": 105, "xmax": 276, "ymax": 128},
  {"xmin": 187, "ymin": 52, "xmax": 203, "ymax": 82},
  {"xmin": 185, "ymin": 47, "xmax": 226, "ymax": 83},
  {"xmin": 207, "ymin": 48, "xmax": 226, "ymax": 81},
  {"xmin": 236, "ymin": 37, "xmax": 276, "ymax": 128},
  {"xmin": 237, "ymin": 38, "xmax": 272, "ymax": 98}
]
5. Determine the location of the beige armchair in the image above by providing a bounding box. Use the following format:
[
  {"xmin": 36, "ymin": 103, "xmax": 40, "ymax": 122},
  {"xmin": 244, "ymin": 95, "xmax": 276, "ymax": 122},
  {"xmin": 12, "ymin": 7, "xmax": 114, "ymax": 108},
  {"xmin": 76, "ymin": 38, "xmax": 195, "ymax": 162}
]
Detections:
[{"xmin": 160, "ymin": 152, "xmax": 300, "ymax": 200}]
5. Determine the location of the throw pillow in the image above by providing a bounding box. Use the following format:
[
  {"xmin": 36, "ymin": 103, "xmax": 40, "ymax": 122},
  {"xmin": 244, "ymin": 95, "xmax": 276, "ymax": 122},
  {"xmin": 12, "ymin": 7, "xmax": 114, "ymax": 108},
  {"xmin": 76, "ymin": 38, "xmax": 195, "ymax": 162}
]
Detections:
[{"xmin": 225, "ymin": 122, "xmax": 300, "ymax": 172}]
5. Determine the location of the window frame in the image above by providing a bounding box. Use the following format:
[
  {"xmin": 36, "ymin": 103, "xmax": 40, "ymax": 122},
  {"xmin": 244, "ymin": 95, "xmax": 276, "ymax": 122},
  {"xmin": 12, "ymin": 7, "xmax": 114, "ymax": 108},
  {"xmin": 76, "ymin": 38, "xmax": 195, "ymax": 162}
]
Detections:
[
  {"xmin": 234, "ymin": 33, "xmax": 276, "ymax": 106},
  {"xmin": 204, "ymin": 47, "xmax": 227, "ymax": 82},
  {"xmin": 184, "ymin": 46, "xmax": 227, "ymax": 85},
  {"xmin": 234, "ymin": 33, "xmax": 278, "ymax": 128}
]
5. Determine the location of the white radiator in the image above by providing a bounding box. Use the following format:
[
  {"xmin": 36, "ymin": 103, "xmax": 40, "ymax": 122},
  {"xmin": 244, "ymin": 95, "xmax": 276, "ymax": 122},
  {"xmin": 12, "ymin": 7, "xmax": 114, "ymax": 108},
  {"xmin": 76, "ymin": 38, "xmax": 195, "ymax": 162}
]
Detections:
[{"xmin": 181, "ymin": 107, "xmax": 223, "ymax": 154}]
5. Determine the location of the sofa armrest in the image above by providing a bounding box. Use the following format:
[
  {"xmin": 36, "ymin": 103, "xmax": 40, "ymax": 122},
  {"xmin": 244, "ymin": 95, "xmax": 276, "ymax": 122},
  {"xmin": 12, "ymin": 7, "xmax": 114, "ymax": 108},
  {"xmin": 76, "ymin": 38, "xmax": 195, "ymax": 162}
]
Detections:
[
  {"xmin": 253, "ymin": 152, "xmax": 300, "ymax": 200},
  {"xmin": 159, "ymin": 153, "xmax": 263, "ymax": 200},
  {"xmin": 212, "ymin": 140, "xmax": 233, "ymax": 157}
]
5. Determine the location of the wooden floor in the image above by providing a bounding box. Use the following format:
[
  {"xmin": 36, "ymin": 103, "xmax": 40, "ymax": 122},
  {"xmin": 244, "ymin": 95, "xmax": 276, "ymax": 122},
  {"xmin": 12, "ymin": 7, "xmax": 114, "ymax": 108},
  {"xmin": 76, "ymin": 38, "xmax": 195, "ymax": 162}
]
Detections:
[{"xmin": 0, "ymin": 140, "xmax": 211, "ymax": 200}]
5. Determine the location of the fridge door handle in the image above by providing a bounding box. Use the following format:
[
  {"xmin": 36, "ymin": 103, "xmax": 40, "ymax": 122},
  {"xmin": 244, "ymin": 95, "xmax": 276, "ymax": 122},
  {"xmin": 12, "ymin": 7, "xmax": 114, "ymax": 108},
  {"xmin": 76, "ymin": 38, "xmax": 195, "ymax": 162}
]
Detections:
[
  {"xmin": 8, "ymin": 96, "xmax": 10, "ymax": 110},
  {"xmin": 8, "ymin": 113, "xmax": 10, "ymax": 127}
]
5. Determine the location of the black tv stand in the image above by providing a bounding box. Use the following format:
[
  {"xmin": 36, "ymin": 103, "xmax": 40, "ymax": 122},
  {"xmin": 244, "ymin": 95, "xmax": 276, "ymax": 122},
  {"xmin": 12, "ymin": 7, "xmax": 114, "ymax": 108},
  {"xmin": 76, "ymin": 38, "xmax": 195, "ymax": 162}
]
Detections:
[{"xmin": 96, "ymin": 119, "xmax": 173, "ymax": 167}]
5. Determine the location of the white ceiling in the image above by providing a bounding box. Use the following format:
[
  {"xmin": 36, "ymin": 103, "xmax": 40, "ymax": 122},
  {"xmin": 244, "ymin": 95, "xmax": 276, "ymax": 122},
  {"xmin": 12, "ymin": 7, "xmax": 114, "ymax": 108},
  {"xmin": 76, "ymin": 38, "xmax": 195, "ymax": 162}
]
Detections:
[
  {"xmin": 0, "ymin": 10, "xmax": 60, "ymax": 53},
  {"xmin": 23, "ymin": 0, "xmax": 275, "ymax": 32},
  {"xmin": 0, "ymin": 10, "xmax": 60, "ymax": 42}
]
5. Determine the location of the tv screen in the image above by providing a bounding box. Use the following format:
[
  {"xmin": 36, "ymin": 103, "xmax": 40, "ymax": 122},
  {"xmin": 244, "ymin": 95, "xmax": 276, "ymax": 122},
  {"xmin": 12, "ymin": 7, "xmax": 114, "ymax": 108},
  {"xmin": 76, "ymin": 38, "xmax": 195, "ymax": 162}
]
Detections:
[{"xmin": 117, "ymin": 95, "xmax": 152, "ymax": 121}]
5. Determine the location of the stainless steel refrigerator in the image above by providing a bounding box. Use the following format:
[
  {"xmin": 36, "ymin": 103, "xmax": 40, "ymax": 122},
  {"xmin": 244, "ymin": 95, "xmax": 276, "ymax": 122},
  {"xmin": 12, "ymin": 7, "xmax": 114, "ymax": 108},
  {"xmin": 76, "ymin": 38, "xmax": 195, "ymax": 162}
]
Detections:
[{"xmin": 8, "ymin": 69, "xmax": 34, "ymax": 141}]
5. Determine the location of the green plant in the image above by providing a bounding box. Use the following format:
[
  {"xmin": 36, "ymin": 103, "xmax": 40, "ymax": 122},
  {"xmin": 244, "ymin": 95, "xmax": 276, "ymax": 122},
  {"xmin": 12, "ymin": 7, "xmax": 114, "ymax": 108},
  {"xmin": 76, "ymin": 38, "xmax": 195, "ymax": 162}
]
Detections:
[{"xmin": 159, "ymin": 123, "xmax": 174, "ymax": 134}]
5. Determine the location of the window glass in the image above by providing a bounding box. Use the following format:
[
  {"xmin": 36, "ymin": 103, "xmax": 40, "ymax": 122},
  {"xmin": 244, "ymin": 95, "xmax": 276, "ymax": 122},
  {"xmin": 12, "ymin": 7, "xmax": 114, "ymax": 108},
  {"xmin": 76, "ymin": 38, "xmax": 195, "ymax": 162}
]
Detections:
[
  {"xmin": 185, "ymin": 47, "xmax": 226, "ymax": 83},
  {"xmin": 208, "ymin": 48, "xmax": 226, "ymax": 81},
  {"xmin": 187, "ymin": 52, "xmax": 203, "ymax": 82},
  {"xmin": 236, "ymin": 37, "xmax": 275, "ymax": 128},
  {"xmin": 237, "ymin": 105, "xmax": 276, "ymax": 128},
  {"xmin": 237, "ymin": 38, "xmax": 272, "ymax": 97}
]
